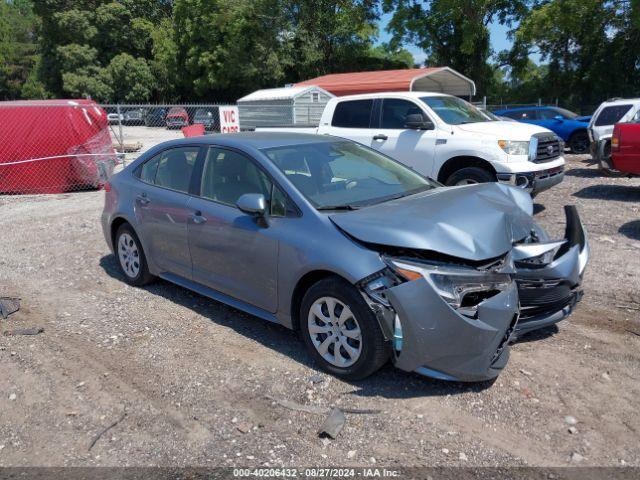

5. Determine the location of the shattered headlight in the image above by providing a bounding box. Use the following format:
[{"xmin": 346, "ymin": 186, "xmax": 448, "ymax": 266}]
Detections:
[
  {"xmin": 387, "ymin": 259, "xmax": 512, "ymax": 318},
  {"xmin": 498, "ymin": 140, "xmax": 530, "ymax": 156}
]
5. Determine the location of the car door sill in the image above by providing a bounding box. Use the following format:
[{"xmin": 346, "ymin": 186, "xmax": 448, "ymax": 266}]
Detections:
[{"xmin": 159, "ymin": 272, "xmax": 279, "ymax": 324}]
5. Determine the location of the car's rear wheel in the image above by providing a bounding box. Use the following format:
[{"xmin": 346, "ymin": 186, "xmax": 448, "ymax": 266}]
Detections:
[
  {"xmin": 569, "ymin": 131, "xmax": 589, "ymax": 154},
  {"xmin": 445, "ymin": 167, "xmax": 495, "ymax": 186},
  {"xmin": 115, "ymin": 224, "xmax": 155, "ymax": 286},
  {"xmin": 300, "ymin": 277, "xmax": 389, "ymax": 380}
]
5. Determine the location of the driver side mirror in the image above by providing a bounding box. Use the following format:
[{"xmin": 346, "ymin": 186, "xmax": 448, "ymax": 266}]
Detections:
[
  {"xmin": 236, "ymin": 193, "xmax": 266, "ymax": 217},
  {"xmin": 554, "ymin": 115, "xmax": 564, "ymax": 122},
  {"xmin": 405, "ymin": 113, "xmax": 434, "ymax": 130}
]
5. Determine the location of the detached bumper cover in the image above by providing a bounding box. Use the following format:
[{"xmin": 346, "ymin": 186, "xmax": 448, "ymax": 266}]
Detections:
[
  {"xmin": 386, "ymin": 280, "xmax": 519, "ymax": 382},
  {"xmin": 515, "ymin": 205, "xmax": 589, "ymax": 335}
]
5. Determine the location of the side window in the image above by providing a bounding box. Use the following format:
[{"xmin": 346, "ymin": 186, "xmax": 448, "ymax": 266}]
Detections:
[
  {"xmin": 200, "ymin": 147, "xmax": 272, "ymax": 207},
  {"xmin": 537, "ymin": 109, "xmax": 558, "ymax": 120},
  {"xmin": 138, "ymin": 147, "xmax": 199, "ymax": 193},
  {"xmin": 139, "ymin": 156, "xmax": 160, "ymax": 183},
  {"xmin": 154, "ymin": 148, "xmax": 199, "ymax": 193},
  {"xmin": 519, "ymin": 110, "xmax": 538, "ymax": 120},
  {"xmin": 331, "ymin": 100, "xmax": 374, "ymax": 128},
  {"xmin": 270, "ymin": 185, "xmax": 290, "ymax": 217},
  {"xmin": 381, "ymin": 99, "xmax": 426, "ymax": 129},
  {"xmin": 594, "ymin": 105, "xmax": 633, "ymax": 126}
]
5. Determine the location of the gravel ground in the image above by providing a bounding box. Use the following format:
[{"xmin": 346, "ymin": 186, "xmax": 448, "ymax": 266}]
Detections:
[{"xmin": 0, "ymin": 153, "xmax": 639, "ymax": 468}]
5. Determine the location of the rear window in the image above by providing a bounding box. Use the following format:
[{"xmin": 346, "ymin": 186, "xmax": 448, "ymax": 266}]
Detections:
[
  {"xmin": 331, "ymin": 100, "xmax": 374, "ymax": 128},
  {"xmin": 594, "ymin": 105, "xmax": 633, "ymax": 126}
]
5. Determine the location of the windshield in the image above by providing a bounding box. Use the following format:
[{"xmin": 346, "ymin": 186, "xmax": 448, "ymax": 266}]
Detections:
[
  {"xmin": 554, "ymin": 107, "xmax": 579, "ymax": 119},
  {"xmin": 261, "ymin": 141, "xmax": 436, "ymax": 210},
  {"xmin": 420, "ymin": 96, "xmax": 488, "ymax": 125}
]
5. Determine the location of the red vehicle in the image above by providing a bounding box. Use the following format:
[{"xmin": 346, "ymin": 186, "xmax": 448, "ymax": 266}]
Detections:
[
  {"xmin": 165, "ymin": 107, "xmax": 189, "ymax": 129},
  {"xmin": 612, "ymin": 120, "xmax": 640, "ymax": 175},
  {"xmin": 0, "ymin": 99, "xmax": 116, "ymax": 194}
]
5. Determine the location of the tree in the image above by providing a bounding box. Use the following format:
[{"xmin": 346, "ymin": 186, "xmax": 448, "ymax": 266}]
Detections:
[
  {"xmin": 106, "ymin": 53, "xmax": 155, "ymax": 102},
  {"xmin": 507, "ymin": 0, "xmax": 639, "ymax": 111},
  {"xmin": 173, "ymin": 0, "xmax": 292, "ymax": 100},
  {"xmin": 383, "ymin": 0, "xmax": 528, "ymax": 96},
  {"xmin": 0, "ymin": 0, "xmax": 41, "ymax": 99}
]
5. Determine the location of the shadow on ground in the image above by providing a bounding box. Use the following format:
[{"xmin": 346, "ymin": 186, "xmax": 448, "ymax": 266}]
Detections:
[
  {"xmin": 565, "ymin": 168, "xmax": 603, "ymax": 179},
  {"xmin": 573, "ymin": 184, "xmax": 640, "ymax": 202},
  {"xmin": 619, "ymin": 220, "xmax": 640, "ymax": 241},
  {"xmin": 99, "ymin": 254, "xmax": 496, "ymax": 399}
]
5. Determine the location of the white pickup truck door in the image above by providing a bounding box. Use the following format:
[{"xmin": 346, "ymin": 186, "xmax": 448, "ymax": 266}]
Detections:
[
  {"xmin": 317, "ymin": 98, "xmax": 377, "ymax": 146},
  {"xmin": 367, "ymin": 98, "xmax": 438, "ymax": 177}
]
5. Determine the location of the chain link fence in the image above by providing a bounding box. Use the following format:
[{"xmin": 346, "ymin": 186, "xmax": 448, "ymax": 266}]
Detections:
[
  {"xmin": 0, "ymin": 100, "xmax": 120, "ymax": 195},
  {"xmin": 0, "ymin": 101, "xmax": 330, "ymax": 196}
]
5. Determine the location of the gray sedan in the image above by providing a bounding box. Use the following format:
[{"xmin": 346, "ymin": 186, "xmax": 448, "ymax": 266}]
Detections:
[{"xmin": 101, "ymin": 133, "xmax": 588, "ymax": 382}]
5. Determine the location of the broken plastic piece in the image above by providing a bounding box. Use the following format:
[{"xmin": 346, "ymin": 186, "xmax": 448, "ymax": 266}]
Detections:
[
  {"xmin": 318, "ymin": 408, "xmax": 346, "ymax": 439},
  {"xmin": 0, "ymin": 297, "xmax": 20, "ymax": 319}
]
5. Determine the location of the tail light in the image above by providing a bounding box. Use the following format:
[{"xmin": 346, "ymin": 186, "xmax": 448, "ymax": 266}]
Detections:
[
  {"xmin": 611, "ymin": 126, "xmax": 620, "ymax": 151},
  {"xmin": 104, "ymin": 182, "xmax": 111, "ymax": 192}
]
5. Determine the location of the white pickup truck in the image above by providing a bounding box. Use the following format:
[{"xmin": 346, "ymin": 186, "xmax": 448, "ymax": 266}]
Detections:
[{"xmin": 258, "ymin": 92, "xmax": 566, "ymax": 194}]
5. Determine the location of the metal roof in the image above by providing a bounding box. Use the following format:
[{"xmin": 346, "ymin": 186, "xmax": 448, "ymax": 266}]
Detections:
[
  {"xmin": 238, "ymin": 86, "xmax": 334, "ymax": 102},
  {"xmin": 295, "ymin": 67, "xmax": 476, "ymax": 97}
]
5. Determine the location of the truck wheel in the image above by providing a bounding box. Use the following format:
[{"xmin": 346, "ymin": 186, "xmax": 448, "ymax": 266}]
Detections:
[
  {"xmin": 445, "ymin": 167, "xmax": 495, "ymax": 186},
  {"xmin": 300, "ymin": 277, "xmax": 389, "ymax": 380},
  {"xmin": 569, "ymin": 131, "xmax": 589, "ymax": 154}
]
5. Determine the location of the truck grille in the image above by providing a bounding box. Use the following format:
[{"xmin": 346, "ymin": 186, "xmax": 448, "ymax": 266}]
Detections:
[{"xmin": 534, "ymin": 134, "xmax": 561, "ymax": 163}]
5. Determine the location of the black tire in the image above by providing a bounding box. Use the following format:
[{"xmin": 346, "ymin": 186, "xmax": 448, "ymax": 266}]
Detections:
[
  {"xmin": 300, "ymin": 277, "xmax": 389, "ymax": 380},
  {"xmin": 445, "ymin": 167, "xmax": 495, "ymax": 186},
  {"xmin": 569, "ymin": 130, "xmax": 589, "ymax": 154},
  {"xmin": 114, "ymin": 223, "xmax": 155, "ymax": 287}
]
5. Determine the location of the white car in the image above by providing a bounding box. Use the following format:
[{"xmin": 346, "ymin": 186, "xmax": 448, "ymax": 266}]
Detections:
[
  {"xmin": 588, "ymin": 98, "xmax": 640, "ymax": 172},
  {"xmin": 259, "ymin": 92, "xmax": 565, "ymax": 194}
]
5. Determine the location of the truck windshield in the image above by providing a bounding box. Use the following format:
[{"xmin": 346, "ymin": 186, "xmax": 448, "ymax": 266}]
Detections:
[
  {"xmin": 420, "ymin": 96, "xmax": 488, "ymax": 125},
  {"xmin": 262, "ymin": 141, "xmax": 436, "ymax": 210}
]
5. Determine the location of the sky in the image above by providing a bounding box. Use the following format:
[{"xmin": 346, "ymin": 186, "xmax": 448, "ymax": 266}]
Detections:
[{"xmin": 377, "ymin": 13, "xmax": 521, "ymax": 66}]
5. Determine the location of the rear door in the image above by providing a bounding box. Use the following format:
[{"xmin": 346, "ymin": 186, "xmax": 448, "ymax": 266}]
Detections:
[
  {"xmin": 324, "ymin": 99, "xmax": 376, "ymax": 146},
  {"xmin": 368, "ymin": 97, "xmax": 437, "ymax": 177},
  {"xmin": 187, "ymin": 146, "xmax": 280, "ymax": 312},
  {"xmin": 134, "ymin": 146, "xmax": 202, "ymax": 279}
]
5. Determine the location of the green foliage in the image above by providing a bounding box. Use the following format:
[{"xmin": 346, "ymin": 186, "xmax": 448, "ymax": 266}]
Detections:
[
  {"xmin": 383, "ymin": 0, "xmax": 528, "ymax": 96},
  {"xmin": 503, "ymin": 0, "xmax": 640, "ymax": 111},
  {"xmin": 2, "ymin": 0, "xmax": 638, "ymax": 108},
  {"xmin": 106, "ymin": 53, "xmax": 155, "ymax": 102},
  {"xmin": 0, "ymin": 0, "xmax": 42, "ymax": 99}
]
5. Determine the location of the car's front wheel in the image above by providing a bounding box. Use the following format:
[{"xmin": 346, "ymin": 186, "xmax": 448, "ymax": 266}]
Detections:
[
  {"xmin": 301, "ymin": 277, "xmax": 389, "ymax": 380},
  {"xmin": 115, "ymin": 224, "xmax": 155, "ymax": 286}
]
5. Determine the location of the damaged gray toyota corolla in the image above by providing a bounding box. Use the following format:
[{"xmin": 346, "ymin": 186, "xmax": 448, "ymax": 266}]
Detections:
[{"xmin": 101, "ymin": 133, "xmax": 588, "ymax": 382}]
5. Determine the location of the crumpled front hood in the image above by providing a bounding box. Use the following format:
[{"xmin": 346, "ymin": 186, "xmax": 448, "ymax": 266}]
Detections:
[
  {"xmin": 576, "ymin": 115, "xmax": 592, "ymax": 123},
  {"xmin": 330, "ymin": 183, "xmax": 536, "ymax": 261}
]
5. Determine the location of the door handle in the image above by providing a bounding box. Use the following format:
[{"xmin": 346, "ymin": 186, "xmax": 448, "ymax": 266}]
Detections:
[
  {"xmin": 136, "ymin": 193, "xmax": 150, "ymax": 206},
  {"xmin": 373, "ymin": 134, "xmax": 388, "ymax": 141},
  {"xmin": 192, "ymin": 211, "xmax": 207, "ymax": 224}
]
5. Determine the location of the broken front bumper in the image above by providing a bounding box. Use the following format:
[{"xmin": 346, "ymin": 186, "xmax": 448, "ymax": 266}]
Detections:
[
  {"xmin": 514, "ymin": 206, "xmax": 589, "ymax": 337},
  {"xmin": 385, "ymin": 280, "xmax": 519, "ymax": 382}
]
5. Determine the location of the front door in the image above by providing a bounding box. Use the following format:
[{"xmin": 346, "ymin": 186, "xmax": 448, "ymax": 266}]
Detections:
[
  {"xmin": 135, "ymin": 146, "xmax": 201, "ymax": 279},
  {"xmin": 368, "ymin": 98, "xmax": 437, "ymax": 177},
  {"xmin": 187, "ymin": 146, "xmax": 279, "ymax": 312}
]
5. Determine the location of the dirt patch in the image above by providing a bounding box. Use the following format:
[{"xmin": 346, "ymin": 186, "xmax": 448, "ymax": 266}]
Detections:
[{"xmin": 0, "ymin": 154, "xmax": 639, "ymax": 467}]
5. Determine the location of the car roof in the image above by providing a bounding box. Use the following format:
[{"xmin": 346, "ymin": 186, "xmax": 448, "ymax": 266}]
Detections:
[
  {"xmin": 494, "ymin": 106, "xmax": 557, "ymax": 112},
  {"xmin": 598, "ymin": 98, "xmax": 640, "ymax": 107},
  {"xmin": 334, "ymin": 91, "xmax": 450, "ymax": 101},
  {"xmin": 156, "ymin": 132, "xmax": 340, "ymax": 150}
]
